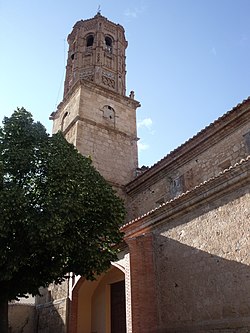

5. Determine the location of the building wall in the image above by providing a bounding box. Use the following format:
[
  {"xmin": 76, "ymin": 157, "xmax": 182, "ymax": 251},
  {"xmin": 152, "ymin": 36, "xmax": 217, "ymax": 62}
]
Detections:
[
  {"xmin": 53, "ymin": 81, "xmax": 139, "ymax": 189},
  {"xmin": 64, "ymin": 14, "xmax": 127, "ymax": 97},
  {"xmin": 127, "ymin": 109, "xmax": 250, "ymax": 221},
  {"xmin": 35, "ymin": 282, "xmax": 69, "ymax": 333},
  {"xmin": 17, "ymin": 12, "xmax": 250, "ymax": 333},
  {"xmin": 68, "ymin": 249, "xmax": 132, "ymax": 333},
  {"xmin": 9, "ymin": 304, "xmax": 36, "ymax": 333},
  {"xmin": 153, "ymin": 183, "xmax": 250, "ymax": 332}
]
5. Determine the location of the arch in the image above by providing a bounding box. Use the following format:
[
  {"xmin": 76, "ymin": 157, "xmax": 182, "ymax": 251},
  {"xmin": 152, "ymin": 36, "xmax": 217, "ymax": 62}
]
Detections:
[
  {"xmin": 61, "ymin": 111, "xmax": 68, "ymax": 131},
  {"xmin": 69, "ymin": 265, "xmax": 126, "ymax": 333},
  {"xmin": 86, "ymin": 34, "xmax": 94, "ymax": 47},
  {"xmin": 105, "ymin": 36, "xmax": 113, "ymax": 53},
  {"xmin": 111, "ymin": 261, "xmax": 126, "ymax": 274}
]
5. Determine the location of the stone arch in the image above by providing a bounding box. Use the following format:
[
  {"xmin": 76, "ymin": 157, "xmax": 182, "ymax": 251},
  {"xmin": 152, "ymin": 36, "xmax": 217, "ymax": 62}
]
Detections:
[
  {"xmin": 86, "ymin": 34, "xmax": 94, "ymax": 47},
  {"xmin": 69, "ymin": 263, "xmax": 128, "ymax": 333},
  {"xmin": 61, "ymin": 111, "xmax": 68, "ymax": 131},
  {"xmin": 105, "ymin": 35, "xmax": 113, "ymax": 53}
]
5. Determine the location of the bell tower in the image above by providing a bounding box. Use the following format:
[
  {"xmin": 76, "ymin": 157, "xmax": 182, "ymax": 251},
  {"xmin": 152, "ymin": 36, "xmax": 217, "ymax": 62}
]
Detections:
[
  {"xmin": 51, "ymin": 13, "xmax": 140, "ymax": 192},
  {"xmin": 63, "ymin": 12, "xmax": 127, "ymax": 97}
]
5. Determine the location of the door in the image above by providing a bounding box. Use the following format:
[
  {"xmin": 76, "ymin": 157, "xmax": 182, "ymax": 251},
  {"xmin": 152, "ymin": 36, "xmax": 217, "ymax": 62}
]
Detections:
[{"xmin": 110, "ymin": 280, "xmax": 126, "ymax": 333}]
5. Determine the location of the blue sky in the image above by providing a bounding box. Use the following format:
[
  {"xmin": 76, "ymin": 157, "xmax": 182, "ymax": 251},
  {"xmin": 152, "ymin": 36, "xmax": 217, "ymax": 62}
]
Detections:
[{"xmin": 1, "ymin": 0, "xmax": 250, "ymax": 167}]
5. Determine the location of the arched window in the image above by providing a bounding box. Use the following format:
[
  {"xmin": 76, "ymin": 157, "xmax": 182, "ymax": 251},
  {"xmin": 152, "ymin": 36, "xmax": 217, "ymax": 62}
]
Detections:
[
  {"xmin": 61, "ymin": 111, "xmax": 68, "ymax": 131},
  {"xmin": 105, "ymin": 36, "xmax": 113, "ymax": 53},
  {"xmin": 86, "ymin": 35, "xmax": 94, "ymax": 47}
]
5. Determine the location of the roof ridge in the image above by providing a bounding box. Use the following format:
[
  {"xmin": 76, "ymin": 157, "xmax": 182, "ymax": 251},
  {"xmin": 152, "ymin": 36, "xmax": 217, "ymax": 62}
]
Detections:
[{"xmin": 132, "ymin": 96, "xmax": 250, "ymax": 181}]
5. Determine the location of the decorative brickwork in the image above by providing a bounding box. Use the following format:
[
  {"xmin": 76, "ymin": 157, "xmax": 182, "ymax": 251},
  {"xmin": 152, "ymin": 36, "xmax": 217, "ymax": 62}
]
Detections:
[{"xmin": 63, "ymin": 13, "xmax": 127, "ymax": 97}]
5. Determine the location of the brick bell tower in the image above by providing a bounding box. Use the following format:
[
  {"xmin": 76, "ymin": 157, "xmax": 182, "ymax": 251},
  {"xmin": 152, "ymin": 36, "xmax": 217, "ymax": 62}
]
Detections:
[{"xmin": 50, "ymin": 13, "xmax": 140, "ymax": 192}]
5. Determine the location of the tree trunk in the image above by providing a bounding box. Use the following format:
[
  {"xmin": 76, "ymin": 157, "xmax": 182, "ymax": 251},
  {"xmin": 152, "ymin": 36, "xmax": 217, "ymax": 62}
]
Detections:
[{"xmin": 0, "ymin": 298, "xmax": 8, "ymax": 333}]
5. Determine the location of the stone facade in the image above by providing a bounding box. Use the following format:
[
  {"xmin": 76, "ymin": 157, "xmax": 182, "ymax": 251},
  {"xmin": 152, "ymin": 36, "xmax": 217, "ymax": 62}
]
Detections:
[
  {"xmin": 9, "ymin": 13, "xmax": 250, "ymax": 333},
  {"xmin": 51, "ymin": 13, "xmax": 140, "ymax": 194},
  {"xmin": 52, "ymin": 80, "xmax": 139, "ymax": 192},
  {"xmin": 35, "ymin": 282, "xmax": 69, "ymax": 333},
  {"xmin": 123, "ymin": 154, "xmax": 250, "ymax": 332},
  {"xmin": 126, "ymin": 101, "xmax": 250, "ymax": 221},
  {"xmin": 8, "ymin": 303, "xmax": 36, "ymax": 333}
]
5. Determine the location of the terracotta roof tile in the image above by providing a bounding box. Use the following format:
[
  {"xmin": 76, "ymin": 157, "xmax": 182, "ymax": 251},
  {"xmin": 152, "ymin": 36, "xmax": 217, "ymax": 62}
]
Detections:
[
  {"xmin": 122, "ymin": 155, "xmax": 250, "ymax": 229},
  {"xmin": 131, "ymin": 96, "xmax": 250, "ymax": 181}
]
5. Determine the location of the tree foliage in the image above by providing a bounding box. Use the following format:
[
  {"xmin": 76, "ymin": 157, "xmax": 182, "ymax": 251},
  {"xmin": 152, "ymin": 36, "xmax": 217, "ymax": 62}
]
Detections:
[{"xmin": 0, "ymin": 108, "xmax": 125, "ymax": 303}]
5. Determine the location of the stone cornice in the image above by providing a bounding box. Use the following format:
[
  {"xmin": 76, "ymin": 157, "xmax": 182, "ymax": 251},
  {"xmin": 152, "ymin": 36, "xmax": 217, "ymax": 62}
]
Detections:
[
  {"xmin": 126, "ymin": 97, "xmax": 250, "ymax": 194},
  {"xmin": 50, "ymin": 79, "xmax": 140, "ymax": 121},
  {"xmin": 62, "ymin": 114, "xmax": 138, "ymax": 142},
  {"xmin": 122, "ymin": 156, "xmax": 250, "ymax": 239}
]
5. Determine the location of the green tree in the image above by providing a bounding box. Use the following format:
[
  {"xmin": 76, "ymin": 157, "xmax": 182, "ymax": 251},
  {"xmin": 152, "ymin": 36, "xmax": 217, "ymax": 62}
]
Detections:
[{"xmin": 0, "ymin": 108, "xmax": 125, "ymax": 333}]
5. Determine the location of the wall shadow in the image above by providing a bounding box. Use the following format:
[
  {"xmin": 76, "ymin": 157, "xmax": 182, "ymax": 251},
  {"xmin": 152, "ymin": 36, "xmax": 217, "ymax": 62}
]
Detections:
[
  {"xmin": 154, "ymin": 235, "xmax": 250, "ymax": 333},
  {"xmin": 152, "ymin": 184, "xmax": 250, "ymax": 332},
  {"xmin": 35, "ymin": 287, "xmax": 67, "ymax": 333},
  {"xmin": 8, "ymin": 303, "xmax": 36, "ymax": 333}
]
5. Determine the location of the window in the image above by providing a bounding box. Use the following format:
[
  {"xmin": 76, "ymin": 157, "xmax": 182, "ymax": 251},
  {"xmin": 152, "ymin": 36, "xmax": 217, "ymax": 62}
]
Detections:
[
  {"xmin": 105, "ymin": 36, "xmax": 113, "ymax": 53},
  {"xmin": 61, "ymin": 112, "xmax": 68, "ymax": 131},
  {"xmin": 170, "ymin": 175, "xmax": 184, "ymax": 197},
  {"xmin": 102, "ymin": 105, "xmax": 115, "ymax": 125},
  {"xmin": 86, "ymin": 35, "xmax": 94, "ymax": 47}
]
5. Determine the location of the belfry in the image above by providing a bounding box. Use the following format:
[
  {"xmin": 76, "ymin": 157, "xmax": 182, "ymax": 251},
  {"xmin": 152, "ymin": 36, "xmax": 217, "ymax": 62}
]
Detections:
[{"xmin": 50, "ymin": 13, "xmax": 140, "ymax": 193}]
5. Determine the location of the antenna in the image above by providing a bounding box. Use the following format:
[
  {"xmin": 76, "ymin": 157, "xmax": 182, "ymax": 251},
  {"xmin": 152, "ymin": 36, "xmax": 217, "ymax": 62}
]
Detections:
[{"xmin": 97, "ymin": 5, "xmax": 101, "ymax": 15}]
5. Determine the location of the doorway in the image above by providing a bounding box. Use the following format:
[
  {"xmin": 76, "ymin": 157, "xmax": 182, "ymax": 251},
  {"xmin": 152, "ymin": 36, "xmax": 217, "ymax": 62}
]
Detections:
[{"xmin": 111, "ymin": 280, "xmax": 126, "ymax": 333}]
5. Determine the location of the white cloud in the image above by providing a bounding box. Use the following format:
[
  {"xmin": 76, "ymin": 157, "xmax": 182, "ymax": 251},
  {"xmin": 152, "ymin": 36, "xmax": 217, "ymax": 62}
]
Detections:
[
  {"xmin": 138, "ymin": 142, "xmax": 149, "ymax": 152},
  {"xmin": 124, "ymin": 8, "xmax": 138, "ymax": 18},
  {"xmin": 124, "ymin": 3, "xmax": 147, "ymax": 19},
  {"xmin": 210, "ymin": 47, "xmax": 217, "ymax": 56},
  {"xmin": 137, "ymin": 117, "xmax": 153, "ymax": 129}
]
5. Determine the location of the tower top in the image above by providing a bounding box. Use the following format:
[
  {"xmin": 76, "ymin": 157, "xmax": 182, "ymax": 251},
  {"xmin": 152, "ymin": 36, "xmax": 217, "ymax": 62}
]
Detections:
[{"xmin": 63, "ymin": 14, "xmax": 128, "ymax": 97}]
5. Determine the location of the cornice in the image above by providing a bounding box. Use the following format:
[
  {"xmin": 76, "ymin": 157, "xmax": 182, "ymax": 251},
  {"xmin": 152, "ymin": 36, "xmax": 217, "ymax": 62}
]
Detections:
[
  {"xmin": 126, "ymin": 97, "xmax": 250, "ymax": 194},
  {"xmin": 50, "ymin": 79, "xmax": 140, "ymax": 121},
  {"xmin": 122, "ymin": 156, "xmax": 250, "ymax": 239},
  {"xmin": 62, "ymin": 114, "xmax": 138, "ymax": 142}
]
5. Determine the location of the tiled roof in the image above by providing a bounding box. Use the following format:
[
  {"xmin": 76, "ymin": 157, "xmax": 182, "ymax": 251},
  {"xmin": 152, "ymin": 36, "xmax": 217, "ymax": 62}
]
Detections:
[
  {"xmin": 122, "ymin": 155, "xmax": 250, "ymax": 230},
  {"xmin": 127, "ymin": 96, "xmax": 250, "ymax": 188}
]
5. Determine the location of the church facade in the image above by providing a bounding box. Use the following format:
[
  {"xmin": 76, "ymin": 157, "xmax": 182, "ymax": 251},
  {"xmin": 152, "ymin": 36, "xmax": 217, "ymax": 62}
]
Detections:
[{"xmin": 10, "ymin": 13, "xmax": 250, "ymax": 333}]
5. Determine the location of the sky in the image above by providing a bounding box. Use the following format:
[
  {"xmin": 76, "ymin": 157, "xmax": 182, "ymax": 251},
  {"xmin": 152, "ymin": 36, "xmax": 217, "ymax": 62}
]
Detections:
[{"xmin": 1, "ymin": 0, "xmax": 250, "ymax": 167}]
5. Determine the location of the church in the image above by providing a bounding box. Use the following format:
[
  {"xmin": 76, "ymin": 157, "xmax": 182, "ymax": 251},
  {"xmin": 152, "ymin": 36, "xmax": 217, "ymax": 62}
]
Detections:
[{"xmin": 9, "ymin": 13, "xmax": 250, "ymax": 333}]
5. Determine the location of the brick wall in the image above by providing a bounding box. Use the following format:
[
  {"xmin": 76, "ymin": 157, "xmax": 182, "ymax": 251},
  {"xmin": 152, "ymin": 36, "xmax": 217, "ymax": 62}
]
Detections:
[{"xmin": 127, "ymin": 233, "xmax": 158, "ymax": 333}]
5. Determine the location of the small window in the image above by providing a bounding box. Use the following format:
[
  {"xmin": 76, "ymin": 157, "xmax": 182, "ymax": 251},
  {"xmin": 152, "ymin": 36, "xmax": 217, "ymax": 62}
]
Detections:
[
  {"xmin": 102, "ymin": 105, "xmax": 115, "ymax": 124},
  {"xmin": 61, "ymin": 112, "xmax": 68, "ymax": 131},
  {"xmin": 170, "ymin": 175, "xmax": 184, "ymax": 197},
  {"xmin": 86, "ymin": 35, "xmax": 94, "ymax": 47},
  {"xmin": 105, "ymin": 36, "xmax": 113, "ymax": 53}
]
